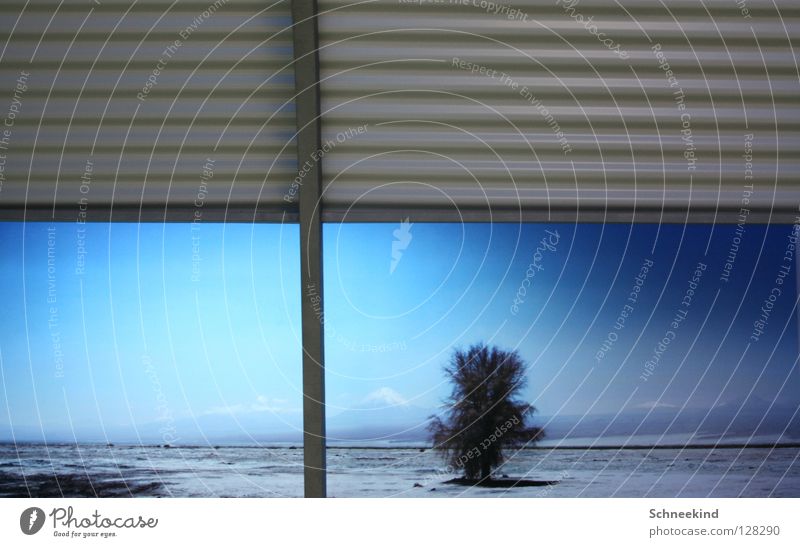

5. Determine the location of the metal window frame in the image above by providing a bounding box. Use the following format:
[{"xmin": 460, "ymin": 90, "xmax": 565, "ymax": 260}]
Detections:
[
  {"xmin": 291, "ymin": 0, "xmax": 327, "ymax": 498},
  {"xmin": 2, "ymin": 0, "xmax": 797, "ymax": 499}
]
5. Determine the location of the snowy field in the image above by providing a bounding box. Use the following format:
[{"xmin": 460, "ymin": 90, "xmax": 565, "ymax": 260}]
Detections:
[{"xmin": 0, "ymin": 444, "xmax": 797, "ymax": 498}]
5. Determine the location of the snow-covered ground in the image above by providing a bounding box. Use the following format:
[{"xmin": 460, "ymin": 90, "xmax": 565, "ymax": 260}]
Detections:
[{"xmin": 0, "ymin": 444, "xmax": 797, "ymax": 497}]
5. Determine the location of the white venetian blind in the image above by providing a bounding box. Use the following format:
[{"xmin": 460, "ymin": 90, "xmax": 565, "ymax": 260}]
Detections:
[
  {"xmin": 317, "ymin": 0, "xmax": 800, "ymax": 222},
  {"xmin": 0, "ymin": 0, "xmax": 297, "ymax": 221}
]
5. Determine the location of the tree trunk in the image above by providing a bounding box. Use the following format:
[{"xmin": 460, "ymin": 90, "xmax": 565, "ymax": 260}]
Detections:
[{"xmin": 480, "ymin": 460, "xmax": 491, "ymax": 482}]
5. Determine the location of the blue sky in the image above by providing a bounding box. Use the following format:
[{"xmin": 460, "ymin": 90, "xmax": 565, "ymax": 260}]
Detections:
[
  {"xmin": 324, "ymin": 222, "xmax": 799, "ymax": 435},
  {"xmin": 0, "ymin": 221, "xmax": 798, "ymax": 443},
  {"xmin": 0, "ymin": 221, "xmax": 302, "ymax": 443}
]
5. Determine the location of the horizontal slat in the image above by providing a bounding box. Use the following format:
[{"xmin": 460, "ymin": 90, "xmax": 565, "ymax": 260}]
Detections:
[
  {"xmin": 2, "ymin": 0, "xmax": 798, "ymax": 223},
  {"xmin": 318, "ymin": 0, "xmax": 800, "ymax": 222},
  {"xmin": 0, "ymin": 0, "xmax": 297, "ymax": 221}
]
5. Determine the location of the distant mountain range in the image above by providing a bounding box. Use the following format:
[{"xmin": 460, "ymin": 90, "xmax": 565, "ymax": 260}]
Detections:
[
  {"xmin": 3, "ymin": 397, "xmax": 797, "ymax": 447},
  {"xmin": 326, "ymin": 400, "xmax": 432, "ymax": 443},
  {"xmin": 538, "ymin": 399, "xmax": 800, "ymax": 446}
]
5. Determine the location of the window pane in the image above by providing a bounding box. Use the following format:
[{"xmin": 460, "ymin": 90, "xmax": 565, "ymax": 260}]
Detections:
[
  {"xmin": 0, "ymin": 222, "xmax": 302, "ymax": 497},
  {"xmin": 323, "ymin": 222, "xmax": 800, "ymax": 497}
]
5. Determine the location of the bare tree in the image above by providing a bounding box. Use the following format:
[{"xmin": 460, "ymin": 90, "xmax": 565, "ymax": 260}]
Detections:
[{"xmin": 429, "ymin": 344, "xmax": 544, "ymax": 481}]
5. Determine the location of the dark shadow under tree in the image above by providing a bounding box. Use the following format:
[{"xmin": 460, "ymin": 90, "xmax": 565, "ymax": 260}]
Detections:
[{"xmin": 429, "ymin": 344, "xmax": 544, "ymax": 481}]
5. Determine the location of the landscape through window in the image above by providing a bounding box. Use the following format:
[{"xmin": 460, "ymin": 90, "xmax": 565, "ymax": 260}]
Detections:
[
  {"xmin": 1, "ymin": 221, "xmax": 798, "ymax": 497},
  {"xmin": 322, "ymin": 222, "xmax": 799, "ymax": 497}
]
